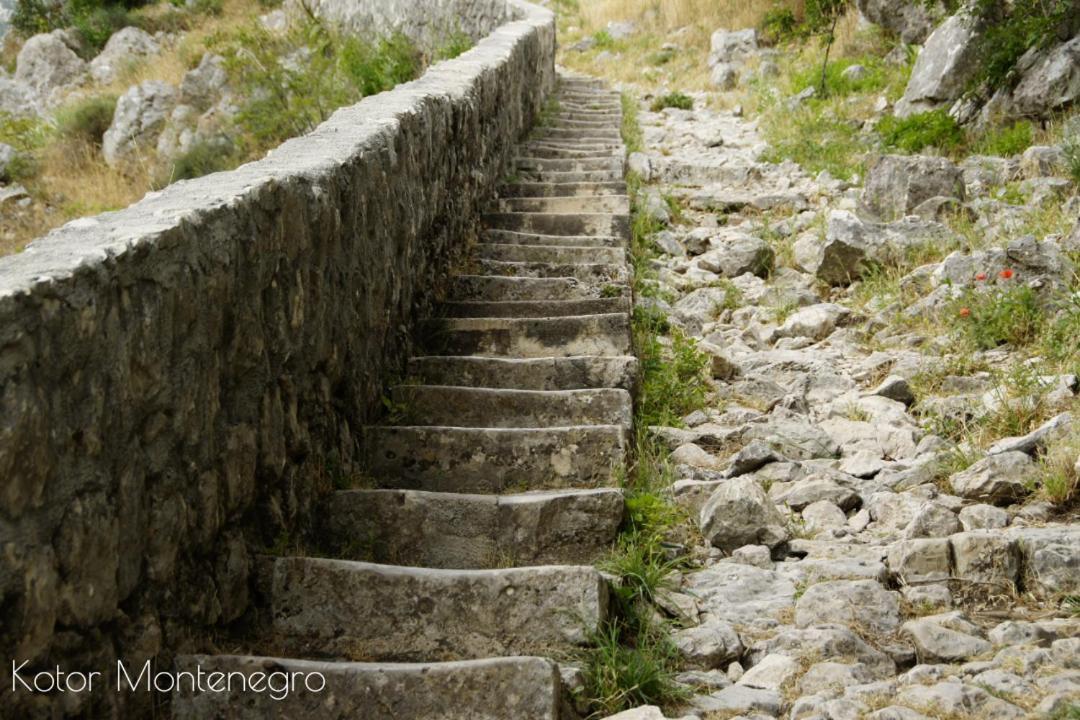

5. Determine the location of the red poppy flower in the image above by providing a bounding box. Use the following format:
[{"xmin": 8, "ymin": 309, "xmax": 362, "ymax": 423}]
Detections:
[
  {"xmin": 975, "ymin": 272, "xmax": 987, "ymax": 281},
  {"xmin": 999, "ymin": 268, "xmax": 1014, "ymax": 280},
  {"xmin": 959, "ymin": 307, "xmax": 971, "ymax": 318}
]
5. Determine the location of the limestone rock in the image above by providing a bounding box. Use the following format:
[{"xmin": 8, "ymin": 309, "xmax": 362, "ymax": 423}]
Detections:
[
  {"xmin": 14, "ymin": 30, "xmax": 87, "ymax": 104},
  {"xmin": 673, "ymin": 620, "xmax": 743, "ymax": 669},
  {"xmin": 950, "ymin": 531, "xmax": 1019, "ymax": 591},
  {"xmin": 957, "ymin": 503, "xmax": 1008, "ymax": 531},
  {"xmin": 887, "ymin": 538, "xmax": 951, "ymax": 584},
  {"xmin": 863, "ymin": 155, "xmax": 965, "ymax": 222},
  {"xmin": 903, "ymin": 502, "xmax": 960, "ymax": 539},
  {"xmin": 857, "ymin": 0, "xmax": 941, "ymax": 43},
  {"xmin": 710, "ymin": 62, "xmax": 739, "ymax": 90},
  {"xmin": 801, "ymin": 500, "xmax": 847, "ymax": 533},
  {"xmin": 777, "ymin": 302, "xmax": 850, "ymax": 340},
  {"xmin": 895, "ymin": 9, "xmax": 985, "ymax": 117},
  {"xmin": 700, "ymin": 477, "xmax": 790, "ymax": 552},
  {"xmin": 736, "ymin": 653, "xmax": 800, "ymax": 691},
  {"xmin": 902, "ymin": 613, "xmax": 992, "ymax": 663},
  {"xmin": 948, "ymin": 451, "xmax": 1035, "ymax": 503},
  {"xmin": 998, "ymin": 37, "xmax": 1080, "ymax": 122},
  {"xmin": 90, "ymin": 27, "xmax": 160, "ymax": 85},
  {"xmin": 708, "ymin": 28, "xmax": 758, "ymax": 67},
  {"xmin": 180, "ymin": 53, "xmax": 230, "ymax": 110},
  {"xmin": 795, "ymin": 579, "xmax": 901, "ymax": 634},
  {"xmin": 103, "ymin": 80, "xmax": 179, "ymax": 167}
]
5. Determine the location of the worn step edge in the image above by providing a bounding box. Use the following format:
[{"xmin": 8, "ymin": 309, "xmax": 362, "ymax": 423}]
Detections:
[
  {"xmin": 389, "ymin": 385, "xmax": 633, "ymax": 429},
  {"xmin": 406, "ymin": 354, "xmax": 639, "ymax": 391},
  {"xmin": 267, "ymin": 557, "xmax": 609, "ymax": 661},
  {"xmin": 440, "ymin": 296, "xmax": 629, "ymax": 318},
  {"xmin": 322, "ymin": 487, "xmax": 624, "ymax": 568},
  {"xmin": 363, "ymin": 424, "xmax": 627, "ymax": 492},
  {"xmin": 421, "ymin": 313, "xmax": 632, "ymax": 358}
]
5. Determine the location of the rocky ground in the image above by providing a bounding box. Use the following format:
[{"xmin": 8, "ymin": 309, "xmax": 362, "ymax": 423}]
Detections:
[{"xmin": 600, "ymin": 40, "xmax": 1080, "ymax": 720}]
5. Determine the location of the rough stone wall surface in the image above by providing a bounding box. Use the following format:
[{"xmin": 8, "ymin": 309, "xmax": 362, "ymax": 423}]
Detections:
[
  {"xmin": 310, "ymin": 0, "xmax": 511, "ymax": 49},
  {"xmin": 0, "ymin": 0, "xmax": 554, "ymax": 716}
]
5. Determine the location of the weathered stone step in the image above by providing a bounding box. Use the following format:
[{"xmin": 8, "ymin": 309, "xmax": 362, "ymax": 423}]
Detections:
[
  {"xmin": 559, "ymin": 99, "xmax": 620, "ymax": 109},
  {"xmin": 517, "ymin": 169, "xmax": 624, "ymax": 183},
  {"xmin": 264, "ymin": 557, "xmax": 608, "ymax": 661},
  {"xmin": 449, "ymin": 275, "xmax": 593, "ymax": 301},
  {"xmin": 491, "ymin": 195, "xmax": 629, "ymax": 214},
  {"xmin": 407, "ymin": 355, "xmax": 638, "ymax": 391},
  {"xmin": 520, "ymin": 146, "xmax": 621, "ymax": 160},
  {"xmin": 476, "ymin": 242, "xmax": 627, "ymax": 264},
  {"xmin": 476, "ymin": 259, "xmax": 629, "ymax": 284},
  {"xmin": 499, "ymin": 181, "xmax": 627, "ymax": 197},
  {"xmin": 547, "ymin": 118, "xmax": 621, "ymax": 130},
  {"xmin": 420, "ymin": 313, "xmax": 632, "ymax": 357},
  {"xmin": 526, "ymin": 135, "xmax": 622, "ymax": 146},
  {"xmin": 485, "ymin": 228, "xmax": 625, "ymax": 248},
  {"xmin": 173, "ymin": 655, "xmax": 562, "ymax": 720},
  {"xmin": 532, "ymin": 127, "xmax": 622, "ymax": 141},
  {"xmin": 515, "ymin": 156, "xmax": 624, "ymax": 174},
  {"xmin": 323, "ymin": 487, "xmax": 624, "ymax": 568},
  {"xmin": 483, "ymin": 211, "xmax": 629, "ymax": 237},
  {"xmin": 364, "ymin": 425, "xmax": 627, "ymax": 492},
  {"xmin": 441, "ymin": 296, "xmax": 629, "ymax": 318},
  {"xmin": 390, "ymin": 385, "xmax": 633, "ymax": 428}
]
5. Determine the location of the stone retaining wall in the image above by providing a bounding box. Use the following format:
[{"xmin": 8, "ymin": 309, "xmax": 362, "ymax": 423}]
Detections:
[{"xmin": 0, "ymin": 0, "xmax": 554, "ymax": 715}]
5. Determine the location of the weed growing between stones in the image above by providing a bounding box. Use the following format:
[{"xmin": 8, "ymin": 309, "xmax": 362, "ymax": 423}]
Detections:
[{"xmin": 649, "ymin": 91, "xmax": 693, "ymax": 112}]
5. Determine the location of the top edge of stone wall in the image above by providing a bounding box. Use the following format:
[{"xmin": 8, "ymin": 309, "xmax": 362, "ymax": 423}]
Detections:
[{"xmin": 0, "ymin": 0, "xmax": 552, "ymax": 301}]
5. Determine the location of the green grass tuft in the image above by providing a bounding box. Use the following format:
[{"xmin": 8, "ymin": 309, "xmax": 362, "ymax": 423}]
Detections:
[
  {"xmin": 649, "ymin": 92, "xmax": 693, "ymax": 112},
  {"xmin": 877, "ymin": 108, "xmax": 964, "ymax": 154}
]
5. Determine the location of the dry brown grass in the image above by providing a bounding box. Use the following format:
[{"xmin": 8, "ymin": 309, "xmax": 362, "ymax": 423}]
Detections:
[{"xmin": 574, "ymin": 0, "xmax": 803, "ymax": 36}]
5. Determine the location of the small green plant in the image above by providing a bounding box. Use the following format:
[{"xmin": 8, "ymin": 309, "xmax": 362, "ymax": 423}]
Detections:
[
  {"xmin": 975, "ymin": 119, "xmax": 1033, "ymax": 157},
  {"xmin": 877, "ymin": 108, "xmax": 964, "ymax": 153},
  {"xmin": 760, "ymin": 109, "xmax": 865, "ymax": 180},
  {"xmin": 620, "ymin": 92, "xmax": 643, "ymax": 153},
  {"xmin": 968, "ymin": 0, "xmax": 1075, "ymax": 91},
  {"xmin": 434, "ymin": 30, "xmax": 473, "ymax": 61},
  {"xmin": 591, "ymin": 29, "xmax": 616, "ymax": 50},
  {"xmin": 1033, "ymin": 428, "xmax": 1080, "ymax": 506},
  {"xmin": 160, "ymin": 138, "xmax": 239, "ymax": 185},
  {"xmin": 950, "ymin": 272, "xmax": 1044, "ymax": 350},
  {"xmin": 649, "ymin": 92, "xmax": 693, "ymax": 112},
  {"xmin": 54, "ymin": 95, "xmax": 117, "ymax": 147}
]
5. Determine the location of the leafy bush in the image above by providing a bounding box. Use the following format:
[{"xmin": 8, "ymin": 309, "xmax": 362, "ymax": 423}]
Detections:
[
  {"xmin": 969, "ymin": 0, "xmax": 1075, "ymax": 90},
  {"xmin": 950, "ymin": 274, "xmax": 1044, "ymax": 349},
  {"xmin": 760, "ymin": 6, "xmax": 800, "ymax": 44},
  {"xmin": 54, "ymin": 95, "xmax": 117, "ymax": 147},
  {"xmin": 649, "ymin": 92, "xmax": 693, "ymax": 112},
  {"xmin": 13, "ymin": 0, "xmax": 150, "ymax": 54},
  {"xmin": 213, "ymin": 18, "xmax": 419, "ymax": 147},
  {"xmin": 591, "ymin": 29, "xmax": 616, "ymax": 50},
  {"xmin": 975, "ymin": 119, "xmax": 1033, "ymax": 157},
  {"xmin": 877, "ymin": 108, "xmax": 964, "ymax": 153}
]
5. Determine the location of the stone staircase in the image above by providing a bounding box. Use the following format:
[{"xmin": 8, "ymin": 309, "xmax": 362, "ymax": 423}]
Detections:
[{"xmin": 172, "ymin": 74, "xmax": 636, "ymax": 719}]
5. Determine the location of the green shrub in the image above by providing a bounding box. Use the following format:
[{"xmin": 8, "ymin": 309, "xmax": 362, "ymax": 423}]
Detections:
[
  {"xmin": 760, "ymin": 6, "xmax": 800, "ymax": 44},
  {"xmin": 951, "ymin": 276, "xmax": 1044, "ymax": 349},
  {"xmin": 649, "ymin": 92, "xmax": 693, "ymax": 112},
  {"xmin": 214, "ymin": 19, "xmax": 419, "ymax": 146},
  {"xmin": 0, "ymin": 111, "xmax": 48, "ymax": 152},
  {"xmin": 54, "ymin": 95, "xmax": 117, "ymax": 146},
  {"xmin": 975, "ymin": 120, "xmax": 1033, "ymax": 157},
  {"xmin": 13, "ymin": 0, "xmax": 151, "ymax": 54},
  {"xmin": 877, "ymin": 108, "xmax": 964, "ymax": 153},
  {"xmin": 970, "ymin": 0, "xmax": 1075, "ymax": 90}
]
